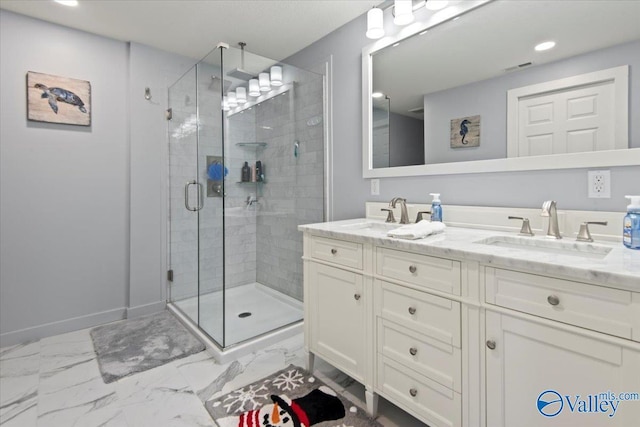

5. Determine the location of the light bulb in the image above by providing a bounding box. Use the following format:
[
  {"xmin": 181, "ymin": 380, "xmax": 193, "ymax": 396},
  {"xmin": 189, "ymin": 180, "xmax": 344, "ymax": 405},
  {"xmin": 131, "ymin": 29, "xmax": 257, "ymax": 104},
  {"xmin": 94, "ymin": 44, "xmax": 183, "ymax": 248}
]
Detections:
[
  {"xmin": 249, "ymin": 79, "xmax": 260, "ymax": 97},
  {"xmin": 270, "ymin": 66, "xmax": 283, "ymax": 87},
  {"xmin": 227, "ymin": 92, "xmax": 237, "ymax": 107},
  {"xmin": 394, "ymin": 1, "xmax": 414, "ymax": 26},
  {"xmin": 55, "ymin": 0, "xmax": 78, "ymax": 6},
  {"xmin": 366, "ymin": 8, "xmax": 384, "ymax": 39},
  {"xmin": 535, "ymin": 41, "xmax": 556, "ymax": 51},
  {"xmin": 425, "ymin": 0, "xmax": 448, "ymax": 11},
  {"xmin": 259, "ymin": 73, "xmax": 271, "ymax": 92},
  {"xmin": 236, "ymin": 87, "xmax": 247, "ymax": 104}
]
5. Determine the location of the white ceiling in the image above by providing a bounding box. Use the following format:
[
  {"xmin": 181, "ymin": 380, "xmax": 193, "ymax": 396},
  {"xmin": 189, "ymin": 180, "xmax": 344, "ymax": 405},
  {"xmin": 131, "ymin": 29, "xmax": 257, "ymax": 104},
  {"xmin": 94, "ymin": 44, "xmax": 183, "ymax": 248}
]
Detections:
[{"xmin": 0, "ymin": 0, "xmax": 380, "ymax": 60}]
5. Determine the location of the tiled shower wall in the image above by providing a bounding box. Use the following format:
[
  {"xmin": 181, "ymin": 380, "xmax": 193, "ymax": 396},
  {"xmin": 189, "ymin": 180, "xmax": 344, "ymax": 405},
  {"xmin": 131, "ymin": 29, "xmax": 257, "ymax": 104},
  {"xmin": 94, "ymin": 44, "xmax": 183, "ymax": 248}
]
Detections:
[{"xmin": 255, "ymin": 77, "xmax": 325, "ymax": 301}]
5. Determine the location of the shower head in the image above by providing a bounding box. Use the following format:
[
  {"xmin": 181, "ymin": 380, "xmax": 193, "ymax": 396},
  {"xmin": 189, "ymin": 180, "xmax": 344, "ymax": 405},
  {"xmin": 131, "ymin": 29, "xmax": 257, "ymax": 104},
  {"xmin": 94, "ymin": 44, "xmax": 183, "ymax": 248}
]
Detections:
[
  {"xmin": 209, "ymin": 76, "xmax": 232, "ymax": 92},
  {"xmin": 226, "ymin": 41, "xmax": 255, "ymax": 81},
  {"xmin": 227, "ymin": 68, "xmax": 255, "ymax": 80}
]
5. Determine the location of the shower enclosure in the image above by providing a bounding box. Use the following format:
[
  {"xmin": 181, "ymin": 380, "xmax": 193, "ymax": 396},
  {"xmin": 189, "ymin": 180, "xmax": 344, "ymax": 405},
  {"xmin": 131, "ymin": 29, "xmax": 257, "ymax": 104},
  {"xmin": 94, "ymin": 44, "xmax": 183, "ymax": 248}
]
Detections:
[{"xmin": 166, "ymin": 43, "xmax": 324, "ymax": 356}]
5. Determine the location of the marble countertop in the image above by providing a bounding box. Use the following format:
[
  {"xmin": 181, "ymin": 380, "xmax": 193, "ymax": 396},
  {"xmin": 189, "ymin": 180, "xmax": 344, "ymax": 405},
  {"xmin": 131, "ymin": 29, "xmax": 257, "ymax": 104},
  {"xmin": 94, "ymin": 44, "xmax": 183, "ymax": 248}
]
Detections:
[{"xmin": 299, "ymin": 218, "xmax": 640, "ymax": 292}]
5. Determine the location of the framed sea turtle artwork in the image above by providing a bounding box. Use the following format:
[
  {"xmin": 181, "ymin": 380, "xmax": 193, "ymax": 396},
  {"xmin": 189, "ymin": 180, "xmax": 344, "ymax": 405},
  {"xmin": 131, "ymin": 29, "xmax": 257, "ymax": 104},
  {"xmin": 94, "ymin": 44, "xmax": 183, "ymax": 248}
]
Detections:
[
  {"xmin": 450, "ymin": 115, "xmax": 480, "ymax": 148},
  {"xmin": 27, "ymin": 71, "xmax": 91, "ymax": 126}
]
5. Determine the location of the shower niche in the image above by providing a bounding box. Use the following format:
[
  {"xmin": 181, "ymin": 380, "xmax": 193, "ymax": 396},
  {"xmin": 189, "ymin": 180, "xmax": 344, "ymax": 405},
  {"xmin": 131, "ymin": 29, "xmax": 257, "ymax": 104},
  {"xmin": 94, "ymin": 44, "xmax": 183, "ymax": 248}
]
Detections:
[{"xmin": 166, "ymin": 43, "xmax": 325, "ymax": 360}]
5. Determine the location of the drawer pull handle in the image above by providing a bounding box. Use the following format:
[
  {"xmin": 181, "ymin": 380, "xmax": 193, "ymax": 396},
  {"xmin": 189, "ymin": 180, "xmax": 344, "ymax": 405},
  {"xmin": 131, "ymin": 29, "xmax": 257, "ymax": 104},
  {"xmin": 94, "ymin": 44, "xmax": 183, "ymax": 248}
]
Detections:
[
  {"xmin": 354, "ymin": 293, "xmax": 361, "ymax": 301},
  {"xmin": 486, "ymin": 340, "xmax": 496, "ymax": 350},
  {"xmin": 331, "ymin": 248, "xmax": 337, "ymax": 255},
  {"xmin": 408, "ymin": 307, "xmax": 416, "ymax": 315},
  {"xmin": 409, "ymin": 347, "xmax": 418, "ymax": 356},
  {"xmin": 409, "ymin": 265, "xmax": 417, "ymax": 274},
  {"xmin": 409, "ymin": 388, "xmax": 418, "ymax": 397},
  {"xmin": 547, "ymin": 295, "xmax": 560, "ymax": 306}
]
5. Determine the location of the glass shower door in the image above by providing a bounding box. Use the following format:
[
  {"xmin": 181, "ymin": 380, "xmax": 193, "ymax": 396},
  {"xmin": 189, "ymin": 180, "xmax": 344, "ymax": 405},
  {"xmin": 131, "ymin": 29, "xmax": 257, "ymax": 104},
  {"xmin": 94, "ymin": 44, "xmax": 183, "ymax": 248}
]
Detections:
[
  {"xmin": 167, "ymin": 67, "xmax": 201, "ymax": 325},
  {"xmin": 168, "ymin": 54, "xmax": 225, "ymax": 348}
]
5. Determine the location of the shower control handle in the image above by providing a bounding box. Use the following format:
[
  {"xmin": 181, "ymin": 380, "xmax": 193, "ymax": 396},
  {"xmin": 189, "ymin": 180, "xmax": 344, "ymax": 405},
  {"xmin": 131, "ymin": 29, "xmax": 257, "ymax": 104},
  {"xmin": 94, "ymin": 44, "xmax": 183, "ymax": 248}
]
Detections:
[{"xmin": 354, "ymin": 293, "xmax": 361, "ymax": 301}]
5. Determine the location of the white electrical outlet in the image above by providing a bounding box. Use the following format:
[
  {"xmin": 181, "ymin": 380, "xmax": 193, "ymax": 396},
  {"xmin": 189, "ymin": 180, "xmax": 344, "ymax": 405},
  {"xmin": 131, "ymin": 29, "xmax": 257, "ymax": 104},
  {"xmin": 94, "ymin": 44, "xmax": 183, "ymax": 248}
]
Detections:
[
  {"xmin": 588, "ymin": 170, "xmax": 611, "ymax": 198},
  {"xmin": 371, "ymin": 179, "xmax": 380, "ymax": 196}
]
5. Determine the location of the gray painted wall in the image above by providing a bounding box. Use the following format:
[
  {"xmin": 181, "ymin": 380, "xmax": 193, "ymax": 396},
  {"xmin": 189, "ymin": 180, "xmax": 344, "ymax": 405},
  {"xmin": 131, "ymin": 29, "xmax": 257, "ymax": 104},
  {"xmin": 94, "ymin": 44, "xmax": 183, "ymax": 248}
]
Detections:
[
  {"xmin": 0, "ymin": 11, "xmax": 191, "ymax": 346},
  {"xmin": 389, "ymin": 112, "xmax": 423, "ymax": 167},
  {"xmin": 129, "ymin": 43, "xmax": 193, "ymax": 316},
  {"xmin": 0, "ymin": 11, "xmax": 128, "ymax": 345},
  {"xmin": 286, "ymin": 12, "xmax": 640, "ymax": 219}
]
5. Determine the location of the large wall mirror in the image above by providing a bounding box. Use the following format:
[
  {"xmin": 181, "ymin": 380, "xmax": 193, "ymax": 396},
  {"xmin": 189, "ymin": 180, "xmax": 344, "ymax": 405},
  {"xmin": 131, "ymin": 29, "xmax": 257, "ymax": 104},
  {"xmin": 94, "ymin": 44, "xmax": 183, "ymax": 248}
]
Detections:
[{"xmin": 362, "ymin": 0, "xmax": 640, "ymax": 177}]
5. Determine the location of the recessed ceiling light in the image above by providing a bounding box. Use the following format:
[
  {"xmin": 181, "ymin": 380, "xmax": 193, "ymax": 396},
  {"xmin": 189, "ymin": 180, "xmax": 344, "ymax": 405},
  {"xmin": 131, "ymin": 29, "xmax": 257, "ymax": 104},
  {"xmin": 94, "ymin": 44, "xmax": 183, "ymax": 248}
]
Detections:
[
  {"xmin": 392, "ymin": 43, "xmax": 400, "ymax": 47},
  {"xmin": 55, "ymin": 0, "xmax": 79, "ymax": 6},
  {"xmin": 535, "ymin": 41, "xmax": 556, "ymax": 51},
  {"xmin": 425, "ymin": 1, "xmax": 448, "ymax": 11},
  {"xmin": 372, "ymin": 92, "xmax": 384, "ymax": 98},
  {"xmin": 419, "ymin": 30, "xmax": 428, "ymax": 36}
]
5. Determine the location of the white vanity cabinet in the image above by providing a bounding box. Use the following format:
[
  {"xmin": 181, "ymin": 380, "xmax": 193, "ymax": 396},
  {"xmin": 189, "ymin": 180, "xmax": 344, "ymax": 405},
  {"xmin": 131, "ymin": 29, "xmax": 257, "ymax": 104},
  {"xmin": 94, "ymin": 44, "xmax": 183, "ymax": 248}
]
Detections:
[
  {"xmin": 303, "ymin": 235, "xmax": 371, "ymax": 385},
  {"xmin": 303, "ymin": 233, "xmax": 466, "ymax": 427},
  {"xmin": 484, "ymin": 267, "xmax": 640, "ymax": 426},
  {"xmin": 301, "ymin": 220, "xmax": 640, "ymax": 427}
]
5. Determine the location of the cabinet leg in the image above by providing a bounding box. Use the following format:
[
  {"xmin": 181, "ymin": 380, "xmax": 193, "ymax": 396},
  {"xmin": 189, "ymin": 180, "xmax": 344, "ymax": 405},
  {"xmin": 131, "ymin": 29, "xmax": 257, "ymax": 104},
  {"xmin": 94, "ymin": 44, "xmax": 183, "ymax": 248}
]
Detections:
[
  {"xmin": 306, "ymin": 351, "xmax": 315, "ymax": 373},
  {"xmin": 365, "ymin": 388, "xmax": 378, "ymax": 418}
]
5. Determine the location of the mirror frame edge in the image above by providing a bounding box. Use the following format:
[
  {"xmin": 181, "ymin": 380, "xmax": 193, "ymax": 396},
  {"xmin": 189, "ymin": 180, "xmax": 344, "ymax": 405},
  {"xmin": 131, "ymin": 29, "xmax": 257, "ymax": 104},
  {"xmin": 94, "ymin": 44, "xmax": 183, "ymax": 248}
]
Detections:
[{"xmin": 362, "ymin": 0, "xmax": 640, "ymax": 179}]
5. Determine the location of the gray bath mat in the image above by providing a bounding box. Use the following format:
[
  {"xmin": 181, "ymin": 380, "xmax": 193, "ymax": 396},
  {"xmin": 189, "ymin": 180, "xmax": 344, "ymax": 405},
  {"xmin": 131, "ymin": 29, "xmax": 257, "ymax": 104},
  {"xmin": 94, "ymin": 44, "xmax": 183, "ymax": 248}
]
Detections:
[
  {"xmin": 90, "ymin": 310, "xmax": 205, "ymax": 383},
  {"xmin": 206, "ymin": 365, "xmax": 383, "ymax": 427}
]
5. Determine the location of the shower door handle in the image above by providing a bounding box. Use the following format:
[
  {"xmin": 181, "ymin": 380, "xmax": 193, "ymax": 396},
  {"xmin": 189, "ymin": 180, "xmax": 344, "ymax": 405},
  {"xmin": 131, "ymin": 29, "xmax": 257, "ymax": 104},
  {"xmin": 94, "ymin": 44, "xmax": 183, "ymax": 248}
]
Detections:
[{"xmin": 185, "ymin": 180, "xmax": 200, "ymax": 212}]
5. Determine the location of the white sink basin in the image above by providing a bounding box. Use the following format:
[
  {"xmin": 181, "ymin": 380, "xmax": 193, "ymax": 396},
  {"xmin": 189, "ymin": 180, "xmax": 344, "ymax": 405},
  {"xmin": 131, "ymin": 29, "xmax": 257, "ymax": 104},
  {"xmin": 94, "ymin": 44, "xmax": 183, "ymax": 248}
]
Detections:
[
  {"xmin": 474, "ymin": 235, "xmax": 612, "ymax": 259},
  {"xmin": 339, "ymin": 220, "xmax": 398, "ymax": 232}
]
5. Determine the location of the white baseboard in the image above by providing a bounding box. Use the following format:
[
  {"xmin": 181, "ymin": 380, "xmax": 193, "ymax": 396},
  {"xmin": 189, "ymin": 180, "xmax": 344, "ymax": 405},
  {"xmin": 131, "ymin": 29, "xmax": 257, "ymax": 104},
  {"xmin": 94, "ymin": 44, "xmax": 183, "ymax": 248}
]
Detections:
[
  {"xmin": 0, "ymin": 307, "xmax": 126, "ymax": 348},
  {"xmin": 126, "ymin": 300, "xmax": 166, "ymax": 319}
]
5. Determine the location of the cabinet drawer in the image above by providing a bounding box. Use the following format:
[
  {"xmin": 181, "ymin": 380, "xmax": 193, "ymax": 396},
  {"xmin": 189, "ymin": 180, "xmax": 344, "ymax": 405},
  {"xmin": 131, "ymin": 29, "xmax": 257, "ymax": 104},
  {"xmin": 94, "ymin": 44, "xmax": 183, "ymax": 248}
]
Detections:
[
  {"xmin": 377, "ymin": 280, "xmax": 461, "ymax": 347},
  {"xmin": 377, "ymin": 356, "xmax": 462, "ymax": 427},
  {"xmin": 309, "ymin": 235, "xmax": 363, "ymax": 269},
  {"xmin": 376, "ymin": 247, "xmax": 460, "ymax": 295},
  {"xmin": 485, "ymin": 267, "xmax": 640, "ymax": 342},
  {"xmin": 378, "ymin": 318, "xmax": 461, "ymax": 392}
]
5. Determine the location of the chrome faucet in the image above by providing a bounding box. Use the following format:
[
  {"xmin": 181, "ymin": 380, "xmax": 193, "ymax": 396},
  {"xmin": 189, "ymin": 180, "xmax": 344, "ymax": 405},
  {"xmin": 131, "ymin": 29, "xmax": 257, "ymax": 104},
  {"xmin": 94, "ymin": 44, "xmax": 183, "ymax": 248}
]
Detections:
[
  {"xmin": 390, "ymin": 197, "xmax": 409, "ymax": 224},
  {"xmin": 541, "ymin": 200, "xmax": 562, "ymax": 239}
]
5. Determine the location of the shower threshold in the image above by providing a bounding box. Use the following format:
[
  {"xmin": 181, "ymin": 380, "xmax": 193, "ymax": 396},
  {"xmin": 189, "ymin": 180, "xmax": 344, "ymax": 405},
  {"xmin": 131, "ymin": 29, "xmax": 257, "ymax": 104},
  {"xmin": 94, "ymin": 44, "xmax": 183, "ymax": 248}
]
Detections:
[{"xmin": 168, "ymin": 282, "xmax": 303, "ymax": 364}]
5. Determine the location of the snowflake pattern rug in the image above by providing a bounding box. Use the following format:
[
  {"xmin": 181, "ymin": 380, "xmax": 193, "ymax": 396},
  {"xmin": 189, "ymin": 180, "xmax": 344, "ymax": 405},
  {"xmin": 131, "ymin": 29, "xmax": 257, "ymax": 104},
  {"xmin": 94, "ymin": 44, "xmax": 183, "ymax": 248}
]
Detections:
[{"xmin": 206, "ymin": 365, "xmax": 383, "ymax": 427}]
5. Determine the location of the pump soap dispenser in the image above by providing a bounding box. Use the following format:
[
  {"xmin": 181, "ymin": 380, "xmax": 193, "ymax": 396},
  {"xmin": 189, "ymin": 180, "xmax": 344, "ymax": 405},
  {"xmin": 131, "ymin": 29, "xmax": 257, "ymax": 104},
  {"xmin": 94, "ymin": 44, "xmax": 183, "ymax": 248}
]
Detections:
[
  {"xmin": 623, "ymin": 195, "xmax": 640, "ymax": 249},
  {"xmin": 430, "ymin": 193, "xmax": 443, "ymax": 222}
]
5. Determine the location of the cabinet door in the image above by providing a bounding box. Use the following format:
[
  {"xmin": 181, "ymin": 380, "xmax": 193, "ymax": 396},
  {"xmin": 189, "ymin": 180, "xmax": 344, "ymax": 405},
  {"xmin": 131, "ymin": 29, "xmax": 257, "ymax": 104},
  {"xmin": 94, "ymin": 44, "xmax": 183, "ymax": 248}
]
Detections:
[
  {"xmin": 308, "ymin": 262, "xmax": 365, "ymax": 381},
  {"xmin": 486, "ymin": 312, "xmax": 640, "ymax": 426}
]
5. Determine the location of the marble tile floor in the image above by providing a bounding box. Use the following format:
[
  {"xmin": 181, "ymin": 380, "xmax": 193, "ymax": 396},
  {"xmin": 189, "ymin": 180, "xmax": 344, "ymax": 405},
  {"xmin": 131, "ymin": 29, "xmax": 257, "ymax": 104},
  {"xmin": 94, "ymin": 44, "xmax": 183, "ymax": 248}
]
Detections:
[{"xmin": 1, "ymin": 326, "xmax": 428, "ymax": 427}]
